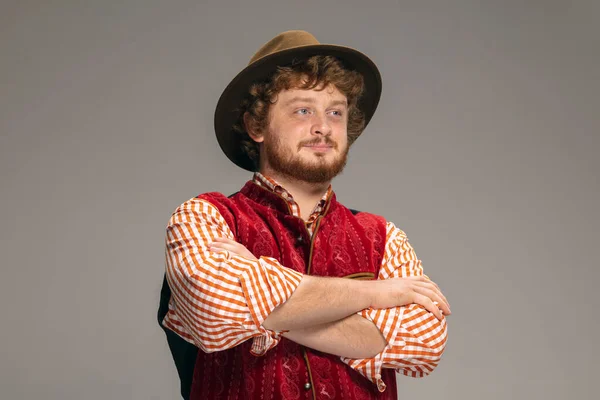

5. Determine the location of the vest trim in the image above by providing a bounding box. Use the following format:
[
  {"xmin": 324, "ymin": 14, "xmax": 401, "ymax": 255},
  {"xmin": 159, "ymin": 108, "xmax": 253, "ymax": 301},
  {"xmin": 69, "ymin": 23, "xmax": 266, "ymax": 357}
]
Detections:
[
  {"xmin": 303, "ymin": 348, "xmax": 317, "ymax": 399},
  {"xmin": 344, "ymin": 272, "xmax": 376, "ymax": 280},
  {"xmin": 306, "ymin": 216, "xmax": 323, "ymax": 275}
]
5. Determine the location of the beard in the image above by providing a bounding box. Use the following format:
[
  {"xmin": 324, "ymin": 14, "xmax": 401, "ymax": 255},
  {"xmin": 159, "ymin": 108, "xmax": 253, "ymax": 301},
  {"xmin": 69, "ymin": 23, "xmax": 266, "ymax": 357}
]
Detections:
[{"xmin": 262, "ymin": 135, "xmax": 349, "ymax": 184}]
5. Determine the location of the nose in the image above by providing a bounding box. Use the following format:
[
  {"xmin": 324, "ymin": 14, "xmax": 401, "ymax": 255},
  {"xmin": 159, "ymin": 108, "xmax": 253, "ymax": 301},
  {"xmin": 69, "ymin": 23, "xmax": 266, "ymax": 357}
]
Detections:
[{"xmin": 310, "ymin": 113, "xmax": 332, "ymax": 136}]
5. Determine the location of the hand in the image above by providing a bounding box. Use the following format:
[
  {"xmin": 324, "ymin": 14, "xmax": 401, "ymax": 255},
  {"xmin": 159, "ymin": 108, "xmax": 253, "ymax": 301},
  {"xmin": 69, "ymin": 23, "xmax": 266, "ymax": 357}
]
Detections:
[
  {"xmin": 210, "ymin": 237, "xmax": 258, "ymax": 261},
  {"xmin": 371, "ymin": 276, "xmax": 451, "ymax": 320}
]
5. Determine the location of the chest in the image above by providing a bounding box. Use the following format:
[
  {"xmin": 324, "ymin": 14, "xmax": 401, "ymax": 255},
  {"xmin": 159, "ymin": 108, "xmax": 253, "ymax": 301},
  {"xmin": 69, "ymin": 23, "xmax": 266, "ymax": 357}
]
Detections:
[{"xmin": 232, "ymin": 208, "xmax": 385, "ymax": 278}]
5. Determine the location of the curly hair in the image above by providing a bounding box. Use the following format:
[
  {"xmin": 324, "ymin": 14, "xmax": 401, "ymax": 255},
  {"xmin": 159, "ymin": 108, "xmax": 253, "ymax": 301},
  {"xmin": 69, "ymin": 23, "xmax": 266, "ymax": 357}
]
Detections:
[{"xmin": 232, "ymin": 55, "xmax": 366, "ymax": 170}]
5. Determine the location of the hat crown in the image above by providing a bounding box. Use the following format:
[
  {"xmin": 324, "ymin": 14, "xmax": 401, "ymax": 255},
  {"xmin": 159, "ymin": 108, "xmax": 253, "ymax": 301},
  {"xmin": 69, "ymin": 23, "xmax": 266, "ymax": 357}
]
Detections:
[{"xmin": 249, "ymin": 30, "xmax": 320, "ymax": 65}]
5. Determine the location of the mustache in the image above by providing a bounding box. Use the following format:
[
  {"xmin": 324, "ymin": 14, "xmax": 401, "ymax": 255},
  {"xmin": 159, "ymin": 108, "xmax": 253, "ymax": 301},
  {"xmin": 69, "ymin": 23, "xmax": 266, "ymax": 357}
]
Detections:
[{"xmin": 298, "ymin": 137, "xmax": 338, "ymax": 150}]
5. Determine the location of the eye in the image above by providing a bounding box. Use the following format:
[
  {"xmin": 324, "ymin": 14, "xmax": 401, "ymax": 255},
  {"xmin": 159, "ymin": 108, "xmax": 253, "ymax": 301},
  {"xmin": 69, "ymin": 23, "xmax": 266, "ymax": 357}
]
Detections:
[
  {"xmin": 330, "ymin": 110, "xmax": 343, "ymax": 117},
  {"xmin": 296, "ymin": 108, "xmax": 310, "ymax": 115}
]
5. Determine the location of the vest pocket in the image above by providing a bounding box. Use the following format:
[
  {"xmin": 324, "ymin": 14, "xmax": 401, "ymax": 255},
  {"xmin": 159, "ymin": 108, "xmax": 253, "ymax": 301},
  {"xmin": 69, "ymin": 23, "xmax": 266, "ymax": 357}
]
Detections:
[{"xmin": 343, "ymin": 272, "xmax": 375, "ymax": 280}]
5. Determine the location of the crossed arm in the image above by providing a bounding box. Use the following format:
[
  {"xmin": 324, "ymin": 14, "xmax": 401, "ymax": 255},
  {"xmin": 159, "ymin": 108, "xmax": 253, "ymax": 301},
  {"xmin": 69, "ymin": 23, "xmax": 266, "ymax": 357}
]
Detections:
[
  {"xmin": 211, "ymin": 236, "xmax": 449, "ymax": 359},
  {"xmin": 164, "ymin": 198, "xmax": 449, "ymax": 390}
]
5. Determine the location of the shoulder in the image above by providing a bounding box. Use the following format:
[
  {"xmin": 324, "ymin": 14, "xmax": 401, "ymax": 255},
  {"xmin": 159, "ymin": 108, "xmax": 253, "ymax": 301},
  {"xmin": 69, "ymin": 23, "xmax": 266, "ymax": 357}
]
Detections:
[
  {"xmin": 333, "ymin": 203, "xmax": 388, "ymax": 240},
  {"xmin": 384, "ymin": 220, "xmax": 408, "ymax": 241},
  {"xmin": 174, "ymin": 193, "xmax": 224, "ymax": 210},
  {"xmin": 168, "ymin": 194, "xmax": 228, "ymax": 222},
  {"xmin": 335, "ymin": 203, "xmax": 408, "ymax": 241},
  {"xmin": 336, "ymin": 203, "xmax": 387, "ymax": 225}
]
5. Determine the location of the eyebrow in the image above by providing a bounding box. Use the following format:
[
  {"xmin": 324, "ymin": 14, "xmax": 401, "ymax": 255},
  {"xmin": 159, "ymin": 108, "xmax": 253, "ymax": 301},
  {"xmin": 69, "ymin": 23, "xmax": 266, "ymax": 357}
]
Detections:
[{"xmin": 284, "ymin": 97, "xmax": 348, "ymax": 108}]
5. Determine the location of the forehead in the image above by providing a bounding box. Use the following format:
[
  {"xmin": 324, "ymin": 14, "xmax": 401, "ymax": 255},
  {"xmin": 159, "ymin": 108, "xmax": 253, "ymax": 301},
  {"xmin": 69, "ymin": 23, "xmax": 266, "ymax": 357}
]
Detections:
[{"xmin": 274, "ymin": 84, "xmax": 348, "ymax": 106}]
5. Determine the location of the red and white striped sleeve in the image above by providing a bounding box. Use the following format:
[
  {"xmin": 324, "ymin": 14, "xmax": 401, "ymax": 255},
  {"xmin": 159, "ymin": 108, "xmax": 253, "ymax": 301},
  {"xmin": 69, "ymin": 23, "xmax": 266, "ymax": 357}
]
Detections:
[
  {"xmin": 162, "ymin": 197, "xmax": 303, "ymax": 356},
  {"xmin": 341, "ymin": 222, "xmax": 448, "ymax": 392}
]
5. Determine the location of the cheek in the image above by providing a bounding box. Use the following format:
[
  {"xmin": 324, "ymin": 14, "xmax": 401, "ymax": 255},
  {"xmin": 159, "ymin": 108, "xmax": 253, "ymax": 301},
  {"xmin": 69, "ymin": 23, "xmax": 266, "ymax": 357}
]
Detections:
[
  {"xmin": 333, "ymin": 123, "xmax": 348, "ymax": 142},
  {"xmin": 285, "ymin": 122, "xmax": 310, "ymax": 142},
  {"xmin": 266, "ymin": 128, "xmax": 297, "ymax": 150},
  {"xmin": 273, "ymin": 118, "xmax": 306, "ymax": 135}
]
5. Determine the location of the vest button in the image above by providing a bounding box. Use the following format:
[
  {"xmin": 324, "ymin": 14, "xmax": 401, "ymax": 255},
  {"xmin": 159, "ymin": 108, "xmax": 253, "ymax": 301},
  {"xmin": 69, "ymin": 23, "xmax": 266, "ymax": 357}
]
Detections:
[
  {"xmin": 304, "ymin": 382, "xmax": 311, "ymax": 390},
  {"xmin": 297, "ymin": 235, "xmax": 304, "ymax": 244}
]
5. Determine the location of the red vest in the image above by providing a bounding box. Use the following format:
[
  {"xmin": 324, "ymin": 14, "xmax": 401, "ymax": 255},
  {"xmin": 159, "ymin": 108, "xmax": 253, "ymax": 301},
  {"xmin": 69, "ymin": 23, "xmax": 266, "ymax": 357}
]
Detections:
[{"xmin": 190, "ymin": 181, "xmax": 397, "ymax": 400}]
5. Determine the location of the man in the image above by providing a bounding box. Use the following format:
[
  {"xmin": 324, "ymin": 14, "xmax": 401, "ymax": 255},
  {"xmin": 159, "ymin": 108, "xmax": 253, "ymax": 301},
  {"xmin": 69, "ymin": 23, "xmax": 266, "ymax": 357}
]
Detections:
[{"xmin": 158, "ymin": 30, "xmax": 450, "ymax": 400}]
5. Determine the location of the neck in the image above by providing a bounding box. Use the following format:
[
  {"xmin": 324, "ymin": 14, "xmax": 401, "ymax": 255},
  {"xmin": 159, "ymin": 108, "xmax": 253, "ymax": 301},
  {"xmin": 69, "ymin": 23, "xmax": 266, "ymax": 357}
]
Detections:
[{"xmin": 260, "ymin": 168, "xmax": 331, "ymax": 221}]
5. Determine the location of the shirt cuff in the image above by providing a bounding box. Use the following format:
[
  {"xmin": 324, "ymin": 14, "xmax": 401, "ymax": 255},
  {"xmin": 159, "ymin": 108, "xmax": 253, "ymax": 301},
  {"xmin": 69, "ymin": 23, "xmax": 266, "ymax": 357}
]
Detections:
[
  {"xmin": 238, "ymin": 256, "xmax": 303, "ymax": 355},
  {"xmin": 341, "ymin": 306, "xmax": 406, "ymax": 392}
]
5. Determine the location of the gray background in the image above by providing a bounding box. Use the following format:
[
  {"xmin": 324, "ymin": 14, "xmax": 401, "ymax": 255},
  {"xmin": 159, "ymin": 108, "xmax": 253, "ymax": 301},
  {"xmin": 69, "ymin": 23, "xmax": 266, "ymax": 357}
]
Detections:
[{"xmin": 1, "ymin": 1, "xmax": 598, "ymax": 399}]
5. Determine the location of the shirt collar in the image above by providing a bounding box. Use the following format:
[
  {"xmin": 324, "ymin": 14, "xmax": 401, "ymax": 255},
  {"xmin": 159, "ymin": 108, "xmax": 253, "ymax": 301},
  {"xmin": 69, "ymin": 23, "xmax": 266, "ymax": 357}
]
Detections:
[{"xmin": 252, "ymin": 172, "xmax": 332, "ymax": 220}]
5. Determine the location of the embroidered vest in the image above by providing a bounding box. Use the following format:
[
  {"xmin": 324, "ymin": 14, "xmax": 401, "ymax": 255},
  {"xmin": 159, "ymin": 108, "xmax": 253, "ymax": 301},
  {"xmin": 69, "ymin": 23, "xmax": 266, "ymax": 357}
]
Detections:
[{"xmin": 185, "ymin": 181, "xmax": 396, "ymax": 399}]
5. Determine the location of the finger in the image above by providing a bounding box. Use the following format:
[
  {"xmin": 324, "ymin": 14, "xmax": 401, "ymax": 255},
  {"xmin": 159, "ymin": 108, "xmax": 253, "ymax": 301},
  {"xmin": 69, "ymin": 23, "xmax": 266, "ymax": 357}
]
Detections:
[
  {"xmin": 209, "ymin": 241, "xmax": 231, "ymax": 249},
  {"xmin": 211, "ymin": 242, "xmax": 257, "ymax": 261},
  {"xmin": 415, "ymin": 285, "xmax": 450, "ymax": 314},
  {"xmin": 412, "ymin": 285, "xmax": 449, "ymax": 314},
  {"xmin": 406, "ymin": 275, "xmax": 429, "ymax": 282},
  {"xmin": 209, "ymin": 246, "xmax": 228, "ymax": 254},
  {"xmin": 408, "ymin": 275, "xmax": 439, "ymax": 290},
  {"xmin": 423, "ymin": 277, "xmax": 440, "ymax": 290},
  {"xmin": 209, "ymin": 246, "xmax": 231, "ymax": 255},
  {"xmin": 415, "ymin": 287, "xmax": 452, "ymax": 313},
  {"xmin": 413, "ymin": 286, "xmax": 451, "ymax": 315},
  {"xmin": 394, "ymin": 277, "xmax": 450, "ymax": 310},
  {"xmin": 210, "ymin": 242, "xmax": 240, "ymax": 254},
  {"xmin": 210, "ymin": 239, "xmax": 241, "ymax": 248},
  {"xmin": 406, "ymin": 275, "xmax": 440, "ymax": 290},
  {"xmin": 216, "ymin": 240, "xmax": 248, "ymax": 254},
  {"xmin": 212, "ymin": 237, "xmax": 238, "ymax": 244},
  {"xmin": 412, "ymin": 293, "xmax": 443, "ymax": 320},
  {"xmin": 413, "ymin": 281, "xmax": 450, "ymax": 310}
]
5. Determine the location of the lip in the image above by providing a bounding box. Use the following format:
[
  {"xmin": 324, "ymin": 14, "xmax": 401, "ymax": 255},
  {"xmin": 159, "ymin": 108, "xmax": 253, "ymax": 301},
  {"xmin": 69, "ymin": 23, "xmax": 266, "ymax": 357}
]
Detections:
[{"xmin": 304, "ymin": 145, "xmax": 333, "ymax": 151}]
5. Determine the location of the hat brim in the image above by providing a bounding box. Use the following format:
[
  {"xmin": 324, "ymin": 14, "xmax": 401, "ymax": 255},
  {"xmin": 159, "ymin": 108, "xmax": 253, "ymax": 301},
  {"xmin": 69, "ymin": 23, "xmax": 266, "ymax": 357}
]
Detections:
[{"xmin": 214, "ymin": 44, "xmax": 382, "ymax": 171}]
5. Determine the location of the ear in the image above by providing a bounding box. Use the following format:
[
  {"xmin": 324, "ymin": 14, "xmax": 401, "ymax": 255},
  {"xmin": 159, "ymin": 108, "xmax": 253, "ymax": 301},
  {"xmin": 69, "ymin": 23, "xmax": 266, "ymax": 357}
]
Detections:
[{"xmin": 243, "ymin": 112, "xmax": 265, "ymax": 143}]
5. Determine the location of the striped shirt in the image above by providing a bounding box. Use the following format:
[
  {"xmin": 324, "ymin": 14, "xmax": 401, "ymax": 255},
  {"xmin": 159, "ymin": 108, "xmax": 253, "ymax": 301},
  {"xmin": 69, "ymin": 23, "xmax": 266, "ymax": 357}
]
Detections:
[{"xmin": 163, "ymin": 174, "xmax": 447, "ymax": 392}]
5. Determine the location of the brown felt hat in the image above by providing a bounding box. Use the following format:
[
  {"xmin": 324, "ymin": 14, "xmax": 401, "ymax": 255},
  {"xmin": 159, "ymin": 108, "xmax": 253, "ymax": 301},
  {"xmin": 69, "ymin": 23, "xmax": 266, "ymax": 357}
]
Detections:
[{"xmin": 214, "ymin": 30, "xmax": 382, "ymax": 171}]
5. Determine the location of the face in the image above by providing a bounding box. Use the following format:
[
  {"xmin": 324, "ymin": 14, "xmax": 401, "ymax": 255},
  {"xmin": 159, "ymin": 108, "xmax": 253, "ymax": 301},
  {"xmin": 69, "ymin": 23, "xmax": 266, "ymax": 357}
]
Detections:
[{"xmin": 251, "ymin": 84, "xmax": 350, "ymax": 184}]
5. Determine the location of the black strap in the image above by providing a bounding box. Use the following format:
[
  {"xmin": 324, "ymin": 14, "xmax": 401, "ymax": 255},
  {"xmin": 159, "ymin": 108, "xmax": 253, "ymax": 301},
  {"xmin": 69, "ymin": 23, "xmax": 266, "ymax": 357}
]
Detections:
[{"xmin": 158, "ymin": 275, "xmax": 196, "ymax": 400}]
